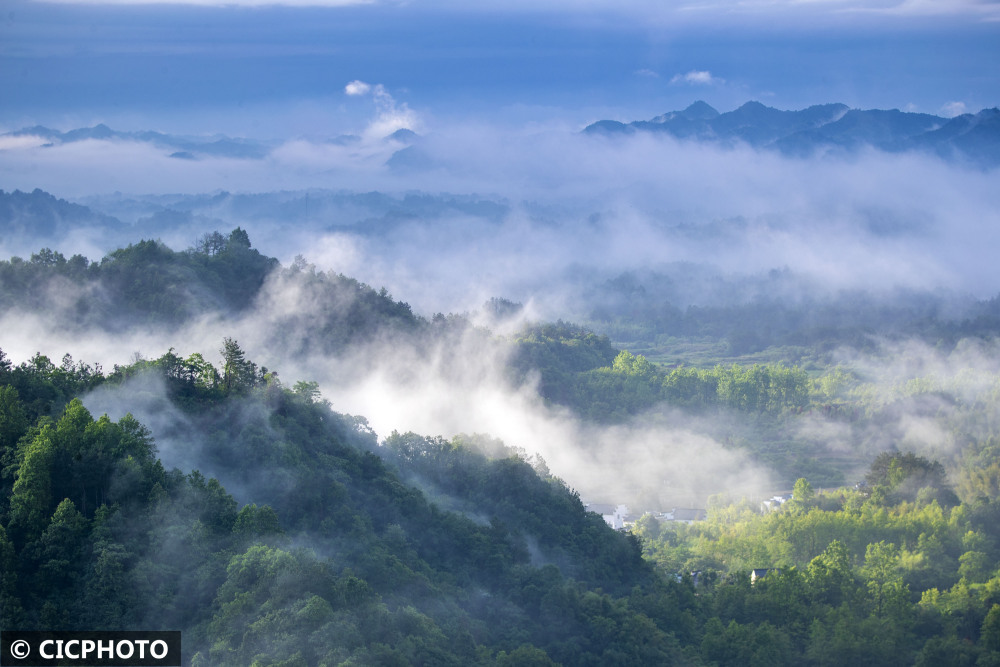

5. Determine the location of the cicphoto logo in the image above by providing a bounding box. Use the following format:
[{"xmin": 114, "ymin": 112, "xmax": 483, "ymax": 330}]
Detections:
[{"xmin": 1, "ymin": 631, "xmax": 181, "ymax": 666}]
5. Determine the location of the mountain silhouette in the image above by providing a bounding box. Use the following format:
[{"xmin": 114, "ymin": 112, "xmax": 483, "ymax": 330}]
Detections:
[{"xmin": 585, "ymin": 101, "xmax": 1000, "ymax": 167}]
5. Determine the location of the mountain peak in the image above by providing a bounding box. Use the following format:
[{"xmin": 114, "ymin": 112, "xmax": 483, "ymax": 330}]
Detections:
[
  {"xmin": 387, "ymin": 128, "xmax": 419, "ymax": 144},
  {"xmin": 682, "ymin": 101, "xmax": 719, "ymax": 120}
]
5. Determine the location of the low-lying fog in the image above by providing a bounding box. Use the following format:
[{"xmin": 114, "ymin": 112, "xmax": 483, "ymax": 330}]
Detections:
[{"xmin": 2, "ymin": 93, "xmax": 999, "ymax": 508}]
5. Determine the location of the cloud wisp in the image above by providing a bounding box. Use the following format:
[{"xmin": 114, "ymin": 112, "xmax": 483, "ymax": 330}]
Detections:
[
  {"xmin": 36, "ymin": 0, "xmax": 375, "ymax": 6},
  {"xmin": 671, "ymin": 70, "xmax": 723, "ymax": 86},
  {"xmin": 343, "ymin": 80, "xmax": 420, "ymax": 140}
]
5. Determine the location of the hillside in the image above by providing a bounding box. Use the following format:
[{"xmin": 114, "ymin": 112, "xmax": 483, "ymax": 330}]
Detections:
[
  {"xmin": 6, "ymin": 227, "xmax": 1000, "ymax": 492},
  {"xmin": 0, "ymin": 345, "xmax": 676, "ymax": 665},
  {"xmin": 5, "ymin": 231, "xmax": 1000, "ymax": 663}
]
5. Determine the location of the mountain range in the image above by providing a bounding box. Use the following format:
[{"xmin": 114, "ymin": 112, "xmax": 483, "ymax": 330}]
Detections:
[
  {"xmin": 4, "ymin": 124, "xmax": 272, "ymax": 160},
  {"xmin": 584, "ymin": 101, "xmax": 1000, "ymax": 167},
  {"xmin": 5, "ymin": 101, "xmax": 998, "ymax": 169}
]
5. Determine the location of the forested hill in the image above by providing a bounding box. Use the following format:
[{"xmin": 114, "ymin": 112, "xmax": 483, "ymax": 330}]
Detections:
[
  {"xmin": 0, "ymin": 227, "xmax": 421, "ymax": 345},
  {"xmin": 6, "ymin": 228, "xmax": 1000, "ymax": 355},
  {"xmin": 6, "ymin": 229, "xmax": 1000, "ymax": 492},
  {"xmin": 6, "ymin": 233, "xmax": 1000, "ymax": 663},
  {"xmin": 5, "ymin": 327, "xmax": 1000, "ymax": 664},
  {"xmin": 0, "ymin": 188, "xmax": 125, "ymax": 239},
  {"xmin": 0, "ymin": 343, "xmax": 682, "ymax": 665}
]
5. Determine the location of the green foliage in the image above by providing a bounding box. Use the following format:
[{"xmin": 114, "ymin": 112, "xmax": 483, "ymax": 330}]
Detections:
[
  {"xmin": 983, "ymin": 604, "xmax": 1000, "ymax": 652},
  {"xmin": 786, "ymin": 477, "xmax": 816, "ymax": 515},
  {"xmin": 701, "ymin": 617, "xmax": 793, "ymax": 667},
  {"xmin": 0, "ymin": 229, "xmax": 279, "ymax": 328},
  {"xmin": 233, "ymin": 504, "xmax": 282, "ymax": 539},
  {"xmin": 555, "ymin": 346, "xmax": 812, "ymax": 421},
  {"xmin": 866, "ymin": 452, "xmax": 959, "ymax": 508},
  {"xmin": 0, "ymin": 385, "xmax": 28, "ymax": 454},
  {"xmin": 0, "ymin": 350, "xmax": 993, "ymax": 665},
  {"xmin": 6, "ymin": 221, "xmax": 1000, "ymax": 664},
  {"xmin": 1, "ymin": 344, "xmax": 688, "ymax": 663},
  {"xmin": 507, "ymin": 322, "xmax": 618, "ymax": 405},
  {"xmin": 634, "ymin": 468, "xmax": 1000, "ymax": 664},
  {"xmin": 8, "ymin": 424, "xmax": 55, "ymax": 539}
]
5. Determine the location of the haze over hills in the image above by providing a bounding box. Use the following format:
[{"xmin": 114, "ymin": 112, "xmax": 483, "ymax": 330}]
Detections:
[
  {"xmin": 584, "ymin": 101, "xmax": 1000, "ymax": 167},
  {"xmin": 4, "ymin": 100, "xmax": 1000, "ymax": 172},
  {"xmin": 3, "ymin": 124, "xmax": 273, "ymax": 161},
  {"xmin": 3, "ymin": 0, "xmax": 1000, "ymax": 661},
  {"xmin": 4, "ymin": 98, "xmax": 1000, "ymax": 667}
]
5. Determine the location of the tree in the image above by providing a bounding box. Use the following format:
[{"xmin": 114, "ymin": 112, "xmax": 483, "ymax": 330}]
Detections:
[
  {"xmin": 806, "ymin": 540, "xmax": 855, "ymax": 608},
  {"xmin": 8, "ymin": 426, "xmax": 56, "ymax": 540},
  {"xmin": 788, "ymin": 478, "xmax": 815, "ymax": 513},
  {"xmin": 227, "ymin": 227, "xmax": 252, "ymax": 250},
  {"xmin": 184, "ymin": 352, "xmax": 219, "ymax": 389},
  {"xmin": 196, "ymin": 231, "xmax": 227, "ymax": 256},
  {"xmin": 32, "ymin": 498, "xmax": 89, "ymax": 590},
  {"xmin": 865, "ymin": 452, "xmax": 958, "ymax": 507},
  {"xmin": 982, "ymin": 604, "xmax": 1000, "ymax": 653},
  {"xmin": 233, "ymin": 504, "xmax": 282, "ymax": 538},
  {"xmin": 0, "ymin": 525, "xmax": 22, "ymax": 626},
  {"xmin": 220, "ymin": 338, "xmax": 252, "ymax": 392},
  {"xmin": 612, "ymin": 350, "xmax": 655, "ymax": 378},
  {"xmin": 0, "ymin": 385, "xmax": 28, "ymax": 450},
  {"xmin": 863, "ymin": 541, "xmax": 907, "ymax": 618},
  {"xmin": 292, "ymin": 381, "xmax": 322, "ymax": 404},
  {"xmin": 495, "ymin": 645, "xmax": 559, "ymax": 666}
]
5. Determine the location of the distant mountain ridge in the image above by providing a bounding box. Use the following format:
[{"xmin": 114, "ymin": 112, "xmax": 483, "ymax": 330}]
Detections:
[
  {"xmin": 8, "ymin": 102, "xmax": 998, "ymax": 169},
  {"xmin": 5, "ymin": 124, "xmax": 271, "ymax": 160},
  {"xmin": 0, "ymin": 188, "xmax": 124, "ymax": 240},
  {"xmin": 585, "ymin": 101, "xmax": 1000, "ymax": 167}
]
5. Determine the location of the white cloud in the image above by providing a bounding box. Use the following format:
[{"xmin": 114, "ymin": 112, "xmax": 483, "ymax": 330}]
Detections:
[
  {"xmin": 27, "ymin": 0, "xmax": 1000, "ymax": 23},
  {"xmin": 345, "ymin": 80, "xmax": 372, "ymax": 97},
  {"xmin": 850, "ymin": 0, "xmax": 1000, "ymax": 20},
  {"xmin": 369, "ymin": 84, "xmax": 419, "ymax": 136},
  {"xmin": 672, "ymin": 0, "xmax": 1000, "ymax": 21},
  {"xmin": 670, "ymin": 70, "xmax": 722, "ymax": 85},
  {"xmin": 39, "ymin": 0, "xmax": 373, "ymax": 6},
  {"xmin": 343, "ymin": 80, "xmax": 420, "ymax": 139},
  {"xmin": 940, "ymin": 101, "xmax": 968, "ymax": 118},
  {"xmin": 0, "ymin": 135, "xmax": 49, "ymax": 151}
]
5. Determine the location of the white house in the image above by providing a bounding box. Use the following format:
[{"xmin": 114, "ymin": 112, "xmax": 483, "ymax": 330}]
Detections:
[
  {"xmin": 760, "ymin": 494, "xmax": 792, "ymax": 513},
  {"xmin": 586, "ymin": 503, "xmax": 630, "ymax": 530},
  {"xmin": 661, "ymin": 508, "xmax": 707, "ymax": 524}
]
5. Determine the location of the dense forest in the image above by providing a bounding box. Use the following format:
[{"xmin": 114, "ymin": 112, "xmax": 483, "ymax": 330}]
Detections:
[
  {"xmin": 4, "ymin": 231, "xmax": 1000, "ymax": 664},
  {"xmin": 0, "ymin": 344, "xmax": 673, "ymax": 665}
]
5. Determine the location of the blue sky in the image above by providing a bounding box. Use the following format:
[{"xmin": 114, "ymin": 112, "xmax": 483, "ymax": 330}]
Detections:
[{"xmin": 2, "ymin": 0, "xmax": 998, "ymax": 136}]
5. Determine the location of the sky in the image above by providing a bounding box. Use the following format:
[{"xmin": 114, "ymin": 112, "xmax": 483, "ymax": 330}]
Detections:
[{"xmin": 1, "ymin": 0, "xmax": 998, "ymax": 137}]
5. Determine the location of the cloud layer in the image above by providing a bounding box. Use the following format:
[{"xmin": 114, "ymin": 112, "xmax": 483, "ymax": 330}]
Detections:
[
  {"xmin": 29, "ymin": 0, "xmax": 1000, "ymax": 22},
  {"xmin": 2, "ymin": 111, "xmax": 999, "ymax": 313}
]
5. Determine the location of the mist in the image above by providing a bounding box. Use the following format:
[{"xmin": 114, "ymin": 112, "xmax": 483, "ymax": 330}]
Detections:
[
  {"xmin": 70, "ymin": 324, "xmax": 777, "ymax": 510},
  {"xmin": 3, "ymin": 114, "xmax": 999, "ymax": 315},
  {"xmin": 3, "ymin": 249, "xmax": 993, "ymax": 509},
  {"xmin": 3, "ymin": 93, "xmax": 1000, "ymax": 509}
]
